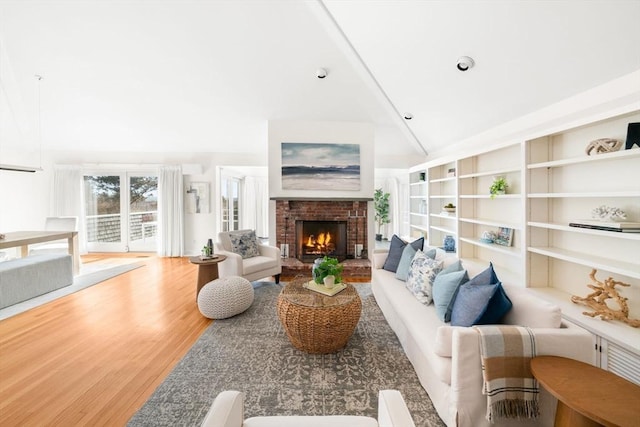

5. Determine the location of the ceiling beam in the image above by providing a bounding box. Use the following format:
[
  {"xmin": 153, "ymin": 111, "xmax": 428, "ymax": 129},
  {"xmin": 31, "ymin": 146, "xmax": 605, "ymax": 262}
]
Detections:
[{"xmin": 309, "ymin": 0, "xmax": 428, "ymax": 157}]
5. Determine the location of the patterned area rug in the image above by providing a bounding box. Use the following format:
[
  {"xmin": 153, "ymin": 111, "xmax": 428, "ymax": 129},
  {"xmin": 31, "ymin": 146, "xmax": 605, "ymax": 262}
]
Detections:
[{"xmin": 128, "ymin": 282, "xmax": 445, "ymax": 427}]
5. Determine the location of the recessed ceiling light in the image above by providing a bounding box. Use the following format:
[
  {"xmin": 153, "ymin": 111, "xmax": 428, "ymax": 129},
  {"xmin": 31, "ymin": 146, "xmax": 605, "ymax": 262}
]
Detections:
[
  {"xmin": 456, "ymin": 56, "xmax": 475, "ymax": 72},
  {"xmin": 404, "ymin": 113, "xmax": 413, "ymax": 120}
]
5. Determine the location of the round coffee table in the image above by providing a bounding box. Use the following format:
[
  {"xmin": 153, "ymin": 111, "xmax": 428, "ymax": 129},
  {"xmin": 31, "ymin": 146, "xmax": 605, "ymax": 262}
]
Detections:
[{"xmin": 277, "ymin": 277, "xmax": 361, "ymax": 354}]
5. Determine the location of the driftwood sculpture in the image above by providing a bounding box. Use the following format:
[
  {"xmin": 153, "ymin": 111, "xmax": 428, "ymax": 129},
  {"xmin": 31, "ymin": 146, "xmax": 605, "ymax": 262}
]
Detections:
[{"xmin": 571, "ymin": 269, "xmax": 640, "ymax": 328}]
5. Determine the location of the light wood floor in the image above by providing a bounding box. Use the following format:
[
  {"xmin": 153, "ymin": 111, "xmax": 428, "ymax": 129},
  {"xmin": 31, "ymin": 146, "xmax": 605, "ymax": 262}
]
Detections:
[{"xmin": 0, "ymin": 255, "xmax": 212, "ymax": 427}]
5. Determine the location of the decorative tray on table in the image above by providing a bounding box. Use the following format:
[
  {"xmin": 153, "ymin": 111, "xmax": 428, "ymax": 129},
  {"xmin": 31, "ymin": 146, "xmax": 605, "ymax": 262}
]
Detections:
[{"xmin": 303, "ymin": 280, "xmax": 347, "ymax": 296}]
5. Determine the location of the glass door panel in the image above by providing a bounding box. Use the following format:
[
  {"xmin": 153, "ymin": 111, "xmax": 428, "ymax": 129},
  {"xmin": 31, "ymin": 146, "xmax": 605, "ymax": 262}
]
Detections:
[
  {"xmin": 83, "ymin": 175, "xmax": 125, "ymax": 252},
  {"xmin": 128, "ymin": 175, "xmax": 158, "ymax": 252}
]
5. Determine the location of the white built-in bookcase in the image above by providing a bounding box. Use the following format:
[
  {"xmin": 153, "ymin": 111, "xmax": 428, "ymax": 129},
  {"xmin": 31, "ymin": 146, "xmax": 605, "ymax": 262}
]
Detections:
[{"xmin": 409, "ymin": 109, "xmax": 640, "ymax": 384}]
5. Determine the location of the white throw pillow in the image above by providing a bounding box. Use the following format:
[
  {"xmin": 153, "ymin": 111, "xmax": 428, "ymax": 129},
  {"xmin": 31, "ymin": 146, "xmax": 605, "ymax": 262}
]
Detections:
[{"xmin": 406, "ymin": 250, "xmax": 443, "ymax": 304}]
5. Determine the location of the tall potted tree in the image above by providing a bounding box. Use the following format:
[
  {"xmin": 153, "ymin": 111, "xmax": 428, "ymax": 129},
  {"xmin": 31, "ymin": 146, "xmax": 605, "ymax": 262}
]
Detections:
[{"xmin": 374, "ymin": 188, "xmax": 391, "ymax": 241}]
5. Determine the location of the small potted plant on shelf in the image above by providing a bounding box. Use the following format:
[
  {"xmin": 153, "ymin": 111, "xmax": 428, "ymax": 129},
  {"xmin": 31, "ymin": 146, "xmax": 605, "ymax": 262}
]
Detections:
[
  {"xmin": 489, "ymin": 176, "xmax": 508, "ymax": 199},
  {"xmin": 312, "ymin": 256, "xmax": 344, "ymax": 287},
  {"xmin": 374, "ymin": 188, "xmax": 391, "ymax": 241},
  {"xmin": 443, "ymin": 203, "xmax": 456, "ymax": 213}
]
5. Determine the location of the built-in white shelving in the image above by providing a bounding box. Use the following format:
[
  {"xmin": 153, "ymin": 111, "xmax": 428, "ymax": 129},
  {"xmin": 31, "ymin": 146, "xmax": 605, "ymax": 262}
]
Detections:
[{"xmin": 408, "ymin": 108, "xmax": 640, "ymax": 382}]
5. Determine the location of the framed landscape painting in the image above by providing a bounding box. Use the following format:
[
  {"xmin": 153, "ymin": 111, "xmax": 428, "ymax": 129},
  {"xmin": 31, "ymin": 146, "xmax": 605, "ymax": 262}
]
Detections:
[{"xmin": 281, "ymin": 142, "xmax": 360, "ymax": 191}]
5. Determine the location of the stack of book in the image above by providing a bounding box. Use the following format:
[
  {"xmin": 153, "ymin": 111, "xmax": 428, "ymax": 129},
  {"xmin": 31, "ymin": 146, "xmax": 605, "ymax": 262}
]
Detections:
[{"xmin": 569, "ymin": 220, "xmax": 640, "ymax": 233}]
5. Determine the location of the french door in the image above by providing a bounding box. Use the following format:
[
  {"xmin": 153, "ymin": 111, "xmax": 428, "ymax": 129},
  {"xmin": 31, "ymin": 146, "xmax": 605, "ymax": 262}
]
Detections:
[{"xmin": 83, "ymin": 172, "xmax": 158, "ymax": 252}]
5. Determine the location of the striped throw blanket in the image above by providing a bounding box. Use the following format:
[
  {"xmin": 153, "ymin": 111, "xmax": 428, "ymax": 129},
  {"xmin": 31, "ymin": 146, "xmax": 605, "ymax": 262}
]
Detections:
[{"xmin": 475, "ymin": 325, "xmax": 540, "ymax": 422}]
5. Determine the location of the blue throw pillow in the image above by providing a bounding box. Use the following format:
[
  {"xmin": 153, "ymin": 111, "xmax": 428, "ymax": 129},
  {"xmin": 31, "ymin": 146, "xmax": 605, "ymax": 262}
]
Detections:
[
  {"xmin": 475, "ymin": 283, "xmax": 512, "ymax": 324},
  {"xmin": 395, "ymin": 244, "xmax": 417, "ymax": 281},
  {"xmin": 450, "ymin": 263, "xmax": 512, "ymax": 326},
  {"xmin": 383, "ymin": 235, "xmax": 424, "ymax": 273},
  {"xmin": 432, "ymin": 269, "xmax": 469, "ymax": 322}
]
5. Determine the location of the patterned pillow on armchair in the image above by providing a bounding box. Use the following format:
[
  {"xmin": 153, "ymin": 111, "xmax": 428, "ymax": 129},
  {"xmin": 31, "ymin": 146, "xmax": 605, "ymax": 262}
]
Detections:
[{"xmin": 228, "ymin": 230, "xmax": 261, "ymax": 259}]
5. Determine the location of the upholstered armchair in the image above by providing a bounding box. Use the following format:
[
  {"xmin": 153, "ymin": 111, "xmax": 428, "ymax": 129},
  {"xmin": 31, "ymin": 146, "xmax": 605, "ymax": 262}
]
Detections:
[
  {"xmin": 201, "ymin": 390, "xmax": 416, "ymax": 427},
  {"xmin": 215, "ymin": 230, "xmax": 281, "ymax": 283}
]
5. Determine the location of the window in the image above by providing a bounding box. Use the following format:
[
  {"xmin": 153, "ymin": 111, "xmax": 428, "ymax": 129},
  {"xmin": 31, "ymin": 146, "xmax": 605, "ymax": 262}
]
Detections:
[{"xmin": 221, "ymin": 177, "xmax": 240, "ymax": 232}]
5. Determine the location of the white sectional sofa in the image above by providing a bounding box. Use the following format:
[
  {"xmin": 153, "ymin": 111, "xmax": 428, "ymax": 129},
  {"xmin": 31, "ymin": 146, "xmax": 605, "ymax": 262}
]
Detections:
[{"xmin": 371, "ymin": 246, "xmax": 593, "ymax": 427}]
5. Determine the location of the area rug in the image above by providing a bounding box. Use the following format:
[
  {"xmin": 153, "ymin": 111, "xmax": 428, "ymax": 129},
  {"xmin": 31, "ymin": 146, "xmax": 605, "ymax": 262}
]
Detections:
[
  {"xmin": 128, "ymin": 282, "xmax": 445, "ymax": 426},
  {"xmin": 0, "ymin": 258, "xmax": 145, "ymax": 321}
]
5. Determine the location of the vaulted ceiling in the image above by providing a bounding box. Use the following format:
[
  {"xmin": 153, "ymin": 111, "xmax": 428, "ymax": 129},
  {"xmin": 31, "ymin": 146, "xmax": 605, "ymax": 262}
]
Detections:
[{"xmin": 1, "ymin": 0, "xmax": 639, "ymax": 168}]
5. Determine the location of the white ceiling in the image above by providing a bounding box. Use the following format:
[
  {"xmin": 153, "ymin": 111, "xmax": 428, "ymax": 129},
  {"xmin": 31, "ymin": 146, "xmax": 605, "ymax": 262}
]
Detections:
[{"xmin": 1, "ymin": 0, "xmax": 639, "ymax": 167}]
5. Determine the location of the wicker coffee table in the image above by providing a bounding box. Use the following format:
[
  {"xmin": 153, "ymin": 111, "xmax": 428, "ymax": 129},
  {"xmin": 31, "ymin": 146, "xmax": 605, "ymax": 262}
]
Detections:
[{"xmin": 277, "ymin": 277, "xmax": 362, "ymax": 354}]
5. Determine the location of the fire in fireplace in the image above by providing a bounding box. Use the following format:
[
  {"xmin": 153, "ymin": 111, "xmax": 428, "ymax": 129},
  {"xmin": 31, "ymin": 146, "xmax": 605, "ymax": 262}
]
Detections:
[{"xmin": 296, "ymin": 220, "xmax": 347, "ymax": 262}]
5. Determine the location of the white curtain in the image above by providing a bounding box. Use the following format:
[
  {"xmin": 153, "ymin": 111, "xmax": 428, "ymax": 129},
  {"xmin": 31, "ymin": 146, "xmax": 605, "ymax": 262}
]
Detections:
[
  {"xmin": 383, "ymin": 177, "xmax": 400, "ymax": 238},
  {"xmin": 241, "ymin": 176, "xmax": 269, "ymax": 238},
  {"xmin": 157, "ymin": 165, "xmax": 184, "ymax": 257},
  {"xmin": 52, "ymin": 165, "xmax": 86, "ymax": 253}
]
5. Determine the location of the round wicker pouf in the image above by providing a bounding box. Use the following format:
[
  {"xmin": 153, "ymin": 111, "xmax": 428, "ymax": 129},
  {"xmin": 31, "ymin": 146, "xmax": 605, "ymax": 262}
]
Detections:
[
  {"xmin": 197, "ymin": 276, "xmax": 254, "ymax": 319},
  {"xmin": 277, "ymin": 277, "xmax": 362, "ymax": 354}
]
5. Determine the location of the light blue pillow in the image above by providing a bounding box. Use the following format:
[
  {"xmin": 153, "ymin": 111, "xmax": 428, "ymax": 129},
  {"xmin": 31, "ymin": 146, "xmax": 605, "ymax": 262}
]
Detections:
[
  {"xmin": 432, "ymin": 269, "xmax": 469, "ymax": 322},
  {"xmin": 395, "ymin": 244, "xmax": 417, "ymax": 281}
]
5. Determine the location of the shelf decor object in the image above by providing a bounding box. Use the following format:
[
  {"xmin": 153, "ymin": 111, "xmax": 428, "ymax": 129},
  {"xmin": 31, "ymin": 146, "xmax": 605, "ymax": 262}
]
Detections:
[
  {"xmin": 571, "ymin": 269, "xmax": 640, "ymax": 328},
  {"xmin": 625, "ymin": 122, "xmax": 640, "ymax": 149},
  {"xmin": 494, "ymin": 227, "xmax": 514, "ymax": 246},
  {"xmin": 591, "ymin": 205, "xmax": 626, "ymax": 222},
  {"xmin": 489, "ymin": 176, "xmax": 508, "ymax": 199},
  {"xmin": 585, "ymin": 138, "xmax": 622, "ymax": 155}
]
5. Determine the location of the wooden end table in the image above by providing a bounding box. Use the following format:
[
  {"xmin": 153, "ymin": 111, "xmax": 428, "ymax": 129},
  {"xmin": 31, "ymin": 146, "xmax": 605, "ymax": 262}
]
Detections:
[
  {"xmin": 188, "ymin": 255, "xmax": 227, "ymax": 301},
  {"xmin": 276, "ymin": 277, "xmax": 361, "ymax": 354},
  {"xmin": 530, "ymin": 356, "xmax": 640, "ymax": 427}
]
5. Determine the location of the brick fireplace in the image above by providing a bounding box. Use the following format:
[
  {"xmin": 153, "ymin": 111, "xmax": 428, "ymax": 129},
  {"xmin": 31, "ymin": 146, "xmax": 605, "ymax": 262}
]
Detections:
[
  {"xmin": 274, "ymin": 199, "xmax": 371, "ymax": 280},
  {"xmin": 275, "ymin": 199, "xmax": 369, "ymax": 262}
]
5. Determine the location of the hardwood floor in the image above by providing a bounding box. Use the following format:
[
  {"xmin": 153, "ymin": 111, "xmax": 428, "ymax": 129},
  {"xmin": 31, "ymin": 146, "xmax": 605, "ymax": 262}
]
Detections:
[{"xmin": 0, "ymin": 255, "xmax": 212, "ymax": 427}]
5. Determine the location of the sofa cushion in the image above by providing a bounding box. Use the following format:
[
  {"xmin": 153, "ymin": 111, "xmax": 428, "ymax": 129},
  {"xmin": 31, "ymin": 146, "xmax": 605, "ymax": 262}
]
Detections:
[
  {"xmin": 383, "ymin": 235, "xmax": 424, "ymax": 273},
  {"xmin": 372, "ymin": 268, "xmax": 452, "ymax": 385},
  {"xmin": 229, "ymin": 230, "xmax": 261, "ymax": 259},
  {"xmin": 395, "ymin": 243, "xmax": 417, "ymax": 281},
  {"xmin": 502, "ymin": 284, "xmax": 562, "ymax": 328},
  {"xmin": 432, "ymin": 269, "xmax": 469, "ymax": 322},
  {"xmin": 242, "ymin": 255, "xmax": 279, "ymax": 275},
  {"xmin": 406, "ymin": 251, "xmax": 443, "ymax": 304}
]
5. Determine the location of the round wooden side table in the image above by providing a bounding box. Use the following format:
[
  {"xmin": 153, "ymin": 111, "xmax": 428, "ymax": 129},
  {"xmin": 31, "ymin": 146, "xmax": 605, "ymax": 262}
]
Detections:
[
  {"xmin": 188, "ymin": 255, "xmax": 227, "ymax": 301},
  {"xmin": 531, "ymin": 355, "xmax": 640, "ymax": 427},
  {"xmin": 277, "ymin": 277, "xmax": 361, "ymax": 354}
]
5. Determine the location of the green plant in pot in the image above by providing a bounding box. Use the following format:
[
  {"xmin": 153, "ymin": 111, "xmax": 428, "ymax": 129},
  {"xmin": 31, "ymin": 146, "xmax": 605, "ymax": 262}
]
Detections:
[
  {"xmin": 374, "ymin": 188, "xmax": 391, "ymax": 241},
  {"xmin": 312, "ymin": 256, "xmax": 343, "ymax": 285},
  {"xmin": 489, "ymin": 176, "xmax": 508, "ymax": 199}
]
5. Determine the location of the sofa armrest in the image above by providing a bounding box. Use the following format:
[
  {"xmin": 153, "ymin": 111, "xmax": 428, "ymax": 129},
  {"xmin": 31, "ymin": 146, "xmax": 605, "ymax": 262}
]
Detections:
[
  {"xmin": 450, "ymin": 323, "xmax": 594, "ymax": 426},
  {"xmin": 214, "ymin": 249, "xmax": 244, "ymax": 277},
  {"xmin": 377, "ymin": 390, "xmax": 416, "ymax": 427},
  {"xmin": 258, "ymin": 244, "xmax": 281, "ymax": 262},
  {"xmin": 372, "ymin": 250, "xmax": 389, "ymax": 269},
  {"xmin": 201, "ymin": 390, "xmax": 244, "ymax": 427}
]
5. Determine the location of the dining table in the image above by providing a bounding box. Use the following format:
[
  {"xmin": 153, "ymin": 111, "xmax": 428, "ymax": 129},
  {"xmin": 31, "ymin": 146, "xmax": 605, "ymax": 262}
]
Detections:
[{"xmin": 0, "ymin": 230, "xmax": 80, "ymax": 275}]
